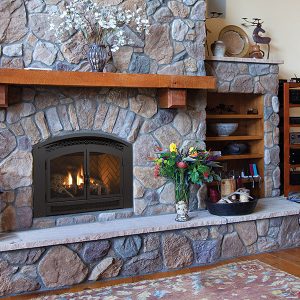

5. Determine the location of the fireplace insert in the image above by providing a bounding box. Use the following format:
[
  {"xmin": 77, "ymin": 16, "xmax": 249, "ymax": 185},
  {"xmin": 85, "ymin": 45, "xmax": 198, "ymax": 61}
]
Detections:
[{"xmin": 33, "ymin": 133, "xmax": 132, "ymax": 217}]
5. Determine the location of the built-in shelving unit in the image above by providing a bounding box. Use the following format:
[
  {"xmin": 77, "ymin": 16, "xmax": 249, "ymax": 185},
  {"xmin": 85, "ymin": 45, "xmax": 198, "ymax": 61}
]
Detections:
[
  {"xmin": 283, "ymin": 82, "xmax": 300, "ymax": 196},
  {"xmin": 206, "ymin": 92, "xmax": 265, "ymax": 198}
]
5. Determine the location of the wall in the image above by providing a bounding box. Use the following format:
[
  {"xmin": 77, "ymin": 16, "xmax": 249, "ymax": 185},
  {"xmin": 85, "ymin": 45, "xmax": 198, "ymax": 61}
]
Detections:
[
  {"xmin": 206, "ymin": 0, "xmax": 300, "ymax": 79},
  {"xmin": 0, "ymin": 215, "xmax": 299, "ymax": 297},
  {"xmin": 0, "ymin": 0, "xmax": 206, "ymax": 76}
]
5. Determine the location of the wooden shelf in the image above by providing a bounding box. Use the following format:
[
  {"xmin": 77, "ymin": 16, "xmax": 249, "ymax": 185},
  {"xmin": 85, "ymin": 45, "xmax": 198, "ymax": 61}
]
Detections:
[
  {"xmin": 290, "ymin": 144, "xmax": 300, "ymax": 149},
  {"xmin": 290, "ymin": 164, "xmax": 300, "ymax": 168},
  {"xmin": 217, "ymin": 154, "xmax": 264, "ymax": 161},
  {"xmin": 208, "ymin": 177, "xmax": 262, "ymax": 186},
  {"xmin": 288, "ymin": 83, "xmax": 300, "ymax": 89},
  {"xmin": 289, "ymin": 124, "xmax": 300, "ymax": 127},
  {"xmin": 285, "ymin": 185, "xmax": 300, "ymax": 193},
  {"xmin": 206, "ymin": 114, "xmax": 263, "ymax": 119},
  {"xmin": 0, "ymin": 68, "xmax": 216, "ymax": 108},
  {"xmin": 206, "ymin": 135, "xmax": 263, "ymax": 141},
  {"xmin": 289, "ymin": 104, "xmax": 300, "ymax": 108}
]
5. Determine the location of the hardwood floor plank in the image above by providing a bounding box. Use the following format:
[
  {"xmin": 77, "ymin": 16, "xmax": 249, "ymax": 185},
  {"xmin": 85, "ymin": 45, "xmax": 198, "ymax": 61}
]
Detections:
[{"xmin": 268, "ymin": 250, "xmax": 300, "ymax": 264}]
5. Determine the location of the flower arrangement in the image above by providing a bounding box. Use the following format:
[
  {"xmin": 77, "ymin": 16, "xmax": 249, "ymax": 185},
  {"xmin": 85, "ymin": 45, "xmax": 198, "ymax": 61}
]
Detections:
[
  {"xmin": 49, "ymin": 0, "xmax": 149, "ymax": 52},
  {"xmin": 153, "ymin": 143, "xmax": 221, "ymax": 204}
]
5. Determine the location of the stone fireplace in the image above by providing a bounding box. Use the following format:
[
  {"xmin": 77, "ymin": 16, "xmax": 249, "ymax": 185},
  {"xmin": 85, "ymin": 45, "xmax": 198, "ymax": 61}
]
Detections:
[
  {"xmin": 0, "ymin": 0, "xmax": 285, "ymax": 232},
  {"xmin": 0, "ymin": 0, "xmax": 209, "ymax": 231},
  {"xmin": 0, "ymin": 85, "xmax": 207, "ymax": 230},
  {"xmin": 0, "ymin": 0, "xmax": 211, "ymax": 231},
  {"xmin": 0, "ymin": 1, "xmax": 300, "ymax": 298}
]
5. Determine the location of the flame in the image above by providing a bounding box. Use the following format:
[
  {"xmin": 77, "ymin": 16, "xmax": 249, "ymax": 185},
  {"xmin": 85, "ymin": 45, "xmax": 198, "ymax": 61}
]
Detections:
[
  {"xmin": 67, "ymin": 172, "xmax": 73, "ymax": 186},
  {"xmin": 77, "ymin": 166, "xmax": 84, "ymax": 186}
]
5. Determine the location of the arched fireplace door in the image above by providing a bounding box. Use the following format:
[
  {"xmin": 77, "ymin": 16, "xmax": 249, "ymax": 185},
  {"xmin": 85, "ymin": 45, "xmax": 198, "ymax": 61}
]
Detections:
[{"xmin": 33, "ymin": 133, "xmax": 133, "ymax": 217}]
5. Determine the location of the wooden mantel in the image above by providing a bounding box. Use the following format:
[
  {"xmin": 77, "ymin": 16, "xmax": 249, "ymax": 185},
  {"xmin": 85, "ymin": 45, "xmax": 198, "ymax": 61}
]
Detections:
[{"xmin": 0, "ymin": 68, "xmax": 216, "ymax": 108}]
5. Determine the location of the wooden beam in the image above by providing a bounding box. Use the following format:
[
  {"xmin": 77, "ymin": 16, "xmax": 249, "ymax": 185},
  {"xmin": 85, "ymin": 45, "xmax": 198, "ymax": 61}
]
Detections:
[
  {"xmin": 159, "ymin": 89, "xmax": 187, "ymax": 108},
  {"xmin": 0, "ymin": 85, "xmax": 8, "ymax": 108},
  {"xmin": 0, "ymin": 69, "xmax": 216, "ymax": 90}
]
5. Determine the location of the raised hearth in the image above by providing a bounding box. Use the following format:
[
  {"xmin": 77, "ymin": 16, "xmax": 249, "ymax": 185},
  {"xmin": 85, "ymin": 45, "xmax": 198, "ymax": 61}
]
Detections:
[
  {"xmin": 0, "ymin": 197, "xmax": 298, "ymax": 252},
  {"xmin": 33, "ymin": 133, "xmax": 132, "ymax": 217},
  {"xmin": 0, "ymin": 197, "xmax": 299, "ymax": 298}
]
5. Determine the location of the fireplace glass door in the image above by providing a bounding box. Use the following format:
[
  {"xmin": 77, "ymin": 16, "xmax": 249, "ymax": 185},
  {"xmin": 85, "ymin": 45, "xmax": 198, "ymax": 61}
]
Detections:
[
  {"xmin": 89, "ymin": 152, "xmax": 121, "ymax": 197},
  {"xmin": 50, "ymin": 152, "xmax": 85, "ymax": 200},
  {"xmin": 49, "ymin": 151, "xmax": 122, "ymax": 202},
  {"xmin": 33, "ymin": 135, "xmax": 132, "ymax": 217}
]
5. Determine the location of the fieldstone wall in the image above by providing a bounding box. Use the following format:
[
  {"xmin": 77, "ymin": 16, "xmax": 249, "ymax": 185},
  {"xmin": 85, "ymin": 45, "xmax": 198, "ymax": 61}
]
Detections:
[
  {"xmin": 0, "ymin": 214, "xmax": 299, "ymax": 297},
  {"xmin": 205, "ymin": 61, "xmax": 280, "ymax": 197},
  {"xmin": 0, "ymin": 0, "xmax": 206, "ymax": 75},
  {"xmin": 0, "ymin": 0, "xmax": 208, "ymax": 230},
  {"xmin": 0, "ymin": 86, "xmax": 206, "ymax": 231}
]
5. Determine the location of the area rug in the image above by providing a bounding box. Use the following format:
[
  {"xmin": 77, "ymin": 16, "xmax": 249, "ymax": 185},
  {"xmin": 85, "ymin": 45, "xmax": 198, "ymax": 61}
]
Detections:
[{"xmin": 33, "ymin": 260, "xmax": 300, "ymax": 300}]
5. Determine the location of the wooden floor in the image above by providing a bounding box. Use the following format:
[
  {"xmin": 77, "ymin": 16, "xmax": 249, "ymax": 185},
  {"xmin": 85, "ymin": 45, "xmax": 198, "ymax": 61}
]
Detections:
[{"xmin": 6, "ymin": 247, "xmax": 300, "ymax": 300}]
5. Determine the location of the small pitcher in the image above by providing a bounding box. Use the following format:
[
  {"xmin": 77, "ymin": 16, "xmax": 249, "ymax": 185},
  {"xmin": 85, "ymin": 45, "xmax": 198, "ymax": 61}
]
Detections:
[
  {"xmin": 249, "ymin": 44, "xmax": 264, "ymax": 59},
  {"xmin": 211, "ymin": 41, "xmax": 226, "ymax": 57}
]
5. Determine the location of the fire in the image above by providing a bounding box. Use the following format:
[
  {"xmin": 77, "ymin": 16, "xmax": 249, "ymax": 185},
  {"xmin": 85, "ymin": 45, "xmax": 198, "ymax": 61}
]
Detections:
[
  {"xmin": 67, "ymin": 172, "xmax": 73, "ymax": 186},
  {"xmin": 77, "ymin": 166, "xmax": 84, "ymax": 186}
]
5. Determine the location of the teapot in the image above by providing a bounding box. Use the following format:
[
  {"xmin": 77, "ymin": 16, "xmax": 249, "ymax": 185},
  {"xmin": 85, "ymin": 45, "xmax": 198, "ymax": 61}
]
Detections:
[{"xmin": 249, "ymin": 44, "xmax": 264, "ymax": 59}]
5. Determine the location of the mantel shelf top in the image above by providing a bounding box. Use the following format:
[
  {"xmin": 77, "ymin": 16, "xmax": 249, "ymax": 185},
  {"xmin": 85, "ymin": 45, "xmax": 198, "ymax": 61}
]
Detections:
[{"xmin": 0, "ymin": 68, "xmax": 216, "ymax": 90}]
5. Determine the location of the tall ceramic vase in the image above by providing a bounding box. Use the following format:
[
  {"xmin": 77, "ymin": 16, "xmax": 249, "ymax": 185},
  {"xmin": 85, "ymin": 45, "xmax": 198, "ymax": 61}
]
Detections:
[
  {"xmin": 87, "ymin": 43, "xmax": 108, "ymax": 72},
  {"xmin": 175, "ymin": 171, "xmax": 190, "ymax": 222}
]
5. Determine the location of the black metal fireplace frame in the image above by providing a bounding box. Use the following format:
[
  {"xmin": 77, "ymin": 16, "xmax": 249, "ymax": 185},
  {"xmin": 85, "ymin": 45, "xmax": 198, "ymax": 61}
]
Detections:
[{"xmin": 33, "ymin": 133, "xmax": 133, "ymax": 217}]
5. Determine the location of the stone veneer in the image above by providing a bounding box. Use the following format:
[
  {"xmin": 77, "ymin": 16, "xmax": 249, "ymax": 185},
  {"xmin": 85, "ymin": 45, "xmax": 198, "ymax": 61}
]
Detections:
[
  {"xmin": 0, "ymin": 86, "xmax": 207, "ymax": 231},
  {"xmin": 205, "ymin": 58, "xmax": 280, "ymax": 197},
  {"xmin": 0, "ymin": 0, "xmax": 282, "ymax": 231},
  {"xmin": 0, "ymin": 214, "xmax": 299, "ymax": 297},
  {"xmin": 0, "ymin": 0, "xmax": 208, "ymax": 231},
  {"xmin": 0, "ymin": 0, "xmax": 206, "ymax": 75}
]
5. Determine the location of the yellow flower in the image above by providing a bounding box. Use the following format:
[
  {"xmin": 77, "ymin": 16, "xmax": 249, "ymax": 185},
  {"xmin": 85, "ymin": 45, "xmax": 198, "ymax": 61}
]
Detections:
[
  {"xmin": 169, "ymin": 143, "xmax": 177, "ymax": 152},
  {"xmin": 189, "ymin": 147, "xmax": 195, "ymax": 153}
]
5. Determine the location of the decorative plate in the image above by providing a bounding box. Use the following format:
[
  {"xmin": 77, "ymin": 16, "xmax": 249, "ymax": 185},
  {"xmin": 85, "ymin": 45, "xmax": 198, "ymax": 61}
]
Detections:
[{"xmin": 218, "ymin": 25, "xmax": 250, "ymax": 57}]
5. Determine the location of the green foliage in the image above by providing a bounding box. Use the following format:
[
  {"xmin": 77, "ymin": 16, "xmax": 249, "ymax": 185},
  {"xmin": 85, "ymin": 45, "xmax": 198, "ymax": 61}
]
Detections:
[{"xmin": 153, "ymin": 144, "xmax": 221, "ymax": 202}]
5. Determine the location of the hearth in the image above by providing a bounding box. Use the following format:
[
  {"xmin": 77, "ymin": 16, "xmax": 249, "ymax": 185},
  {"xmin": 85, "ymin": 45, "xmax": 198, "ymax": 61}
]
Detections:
[{"xmin": 33, "ymin": 133, "xmax": 132, "ymax": 217}]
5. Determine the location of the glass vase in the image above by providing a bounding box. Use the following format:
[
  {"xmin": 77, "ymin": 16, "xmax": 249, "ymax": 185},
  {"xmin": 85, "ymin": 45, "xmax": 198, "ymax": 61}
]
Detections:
[
  {"xmin": 175, "ymin": 171, "xmax": 190, "ymax": 222},
  {"xmin": 87, "ymin": 43, "xmax": 108, "ymax": 72}
]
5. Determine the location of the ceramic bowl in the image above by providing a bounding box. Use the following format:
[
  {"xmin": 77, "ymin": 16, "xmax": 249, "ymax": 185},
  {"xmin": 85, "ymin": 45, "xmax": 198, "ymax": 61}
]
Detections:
[
  {"xmin": 209, "ymin": 123, "xmax": 238, "ymax": 136},
  {"xmin": 222, "ymin": 143, "xmax": 248, "ymax": 155}
]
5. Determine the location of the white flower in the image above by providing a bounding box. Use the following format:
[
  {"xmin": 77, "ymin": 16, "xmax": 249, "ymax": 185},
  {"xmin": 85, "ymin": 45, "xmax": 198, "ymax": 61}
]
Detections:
[{"xmin": 48, "ymin": 0, "xmax": 149, "ymax": 50}]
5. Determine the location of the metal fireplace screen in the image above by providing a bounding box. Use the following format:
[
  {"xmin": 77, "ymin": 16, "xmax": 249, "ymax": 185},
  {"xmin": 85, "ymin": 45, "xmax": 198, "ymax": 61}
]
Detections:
[{"xmin": 33, "ymin": 134, "xmax": 132, "ymax": 217}]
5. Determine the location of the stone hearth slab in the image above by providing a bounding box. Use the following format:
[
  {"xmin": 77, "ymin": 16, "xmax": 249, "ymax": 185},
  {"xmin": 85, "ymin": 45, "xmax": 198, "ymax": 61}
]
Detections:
[{"xmin": 0, "ymin": 197, "xmax": 298, "ymax": 252}]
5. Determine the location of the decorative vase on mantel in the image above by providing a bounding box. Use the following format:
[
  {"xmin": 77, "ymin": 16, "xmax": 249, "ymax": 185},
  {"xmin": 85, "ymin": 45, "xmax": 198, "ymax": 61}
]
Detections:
[
  {"xmin": 87, "ymin": 43, "xmax": 108, "ymax": 72},
  {"xmin": 175, "ymin": 171, "xmax": 190, "ymax": 222}
]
